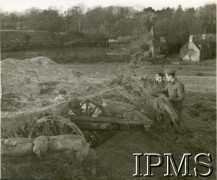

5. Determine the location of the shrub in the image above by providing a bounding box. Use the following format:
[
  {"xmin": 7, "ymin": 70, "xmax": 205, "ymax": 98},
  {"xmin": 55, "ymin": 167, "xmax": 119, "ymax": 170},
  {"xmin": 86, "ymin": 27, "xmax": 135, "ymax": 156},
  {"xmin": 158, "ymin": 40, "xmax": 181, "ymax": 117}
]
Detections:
[{"xmin": 195, "ymin": 72, "xmax": 204, "ymax": 76}]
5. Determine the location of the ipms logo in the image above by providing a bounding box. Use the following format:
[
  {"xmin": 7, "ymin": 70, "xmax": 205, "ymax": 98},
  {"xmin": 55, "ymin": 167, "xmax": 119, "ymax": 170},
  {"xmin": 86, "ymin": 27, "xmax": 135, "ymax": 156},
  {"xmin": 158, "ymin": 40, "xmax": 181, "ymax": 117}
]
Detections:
[{"xmin": 133, "ymin": 153, "xmax": 213, "ymax": 177}]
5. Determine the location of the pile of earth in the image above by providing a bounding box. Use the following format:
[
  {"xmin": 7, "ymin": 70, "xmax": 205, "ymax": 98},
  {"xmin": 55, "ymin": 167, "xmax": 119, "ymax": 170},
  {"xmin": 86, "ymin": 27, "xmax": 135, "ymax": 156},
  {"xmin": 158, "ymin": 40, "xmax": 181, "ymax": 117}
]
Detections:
[
  {"xmin": 1, "ymin": 56, "xmax": 107, "ymax": 113},
  {"xmin": 1, "ymin": 56, "xmax": 70, "ymax": 99}
]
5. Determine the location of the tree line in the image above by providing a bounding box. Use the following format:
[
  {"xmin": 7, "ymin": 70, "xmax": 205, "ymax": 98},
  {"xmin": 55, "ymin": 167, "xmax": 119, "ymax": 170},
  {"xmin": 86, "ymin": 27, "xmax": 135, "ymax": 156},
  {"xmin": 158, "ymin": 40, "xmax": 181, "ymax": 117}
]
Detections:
[{"xmin": 0, "ymin": 3, "xmax": 216, "ymax": 44}]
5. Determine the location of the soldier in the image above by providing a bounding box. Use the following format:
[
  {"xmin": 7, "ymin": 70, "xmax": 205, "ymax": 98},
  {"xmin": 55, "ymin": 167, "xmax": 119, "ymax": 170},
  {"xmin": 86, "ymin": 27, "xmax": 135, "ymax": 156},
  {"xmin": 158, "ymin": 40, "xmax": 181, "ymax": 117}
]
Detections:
[
  {"xmin": 68, "ymin": 97, "xmax": 83, "ymax": 116},
  {"xmin": 151, "ymin": 71, "xmax": 167, "ymax": 97},
  {"xmin": 163, "ymin": 69, "xmax": 185, "ymax": 130},
  {"xmin": 151, "ymin": 71, "xmax": 167, "ymax": 130}
]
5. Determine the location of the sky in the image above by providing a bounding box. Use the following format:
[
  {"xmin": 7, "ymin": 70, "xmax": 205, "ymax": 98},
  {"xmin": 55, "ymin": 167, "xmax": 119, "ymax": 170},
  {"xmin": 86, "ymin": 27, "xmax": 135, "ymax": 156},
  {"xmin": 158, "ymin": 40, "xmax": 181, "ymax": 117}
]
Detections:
[{"xmin": 0, "ymin": 0, "xmax": 216, "ymax": 13}]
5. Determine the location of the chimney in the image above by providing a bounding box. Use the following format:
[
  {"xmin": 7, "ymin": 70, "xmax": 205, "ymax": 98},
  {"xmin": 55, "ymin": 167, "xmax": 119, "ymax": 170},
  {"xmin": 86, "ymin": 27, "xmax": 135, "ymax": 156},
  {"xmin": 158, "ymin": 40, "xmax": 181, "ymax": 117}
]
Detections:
[{"xmin": 189, "ymin": 35, "xmax": 193, "ymax": 42}]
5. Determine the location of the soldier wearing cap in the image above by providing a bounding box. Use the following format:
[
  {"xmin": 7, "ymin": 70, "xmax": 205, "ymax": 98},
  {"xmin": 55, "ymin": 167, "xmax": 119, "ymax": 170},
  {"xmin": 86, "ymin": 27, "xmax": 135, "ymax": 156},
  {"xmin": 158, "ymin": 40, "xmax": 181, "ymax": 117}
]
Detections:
[{"xmin": 163, "ymin": 69, "xmax": 185, "ymax": 129}]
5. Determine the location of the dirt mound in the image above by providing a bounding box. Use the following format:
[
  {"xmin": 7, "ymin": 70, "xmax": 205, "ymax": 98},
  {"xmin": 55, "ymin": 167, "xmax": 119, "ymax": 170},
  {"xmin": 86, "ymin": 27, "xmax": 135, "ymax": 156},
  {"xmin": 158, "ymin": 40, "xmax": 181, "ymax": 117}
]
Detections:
[
  {"xmin": 1, "ymin": 56, "xmax": 70, "ymax": 99},
  {"xmin": 1, "ymin": 56, "xmax": 109, "ymax": 114}
]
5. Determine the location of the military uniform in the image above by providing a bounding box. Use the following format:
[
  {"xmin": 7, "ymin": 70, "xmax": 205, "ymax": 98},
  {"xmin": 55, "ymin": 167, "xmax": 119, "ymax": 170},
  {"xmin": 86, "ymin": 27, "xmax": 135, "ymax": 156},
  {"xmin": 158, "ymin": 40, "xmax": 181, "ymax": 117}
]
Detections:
[
  {"xmin": 151, "ymin": 80, "xmax": 167, "ymax": 97},
  {"xmin": 151, "ymin": 80, "xmax": 167, "ymax": 130},
  {"xmin": 164, "ymin": 77, "xmax": 185, "ymax": 127}
]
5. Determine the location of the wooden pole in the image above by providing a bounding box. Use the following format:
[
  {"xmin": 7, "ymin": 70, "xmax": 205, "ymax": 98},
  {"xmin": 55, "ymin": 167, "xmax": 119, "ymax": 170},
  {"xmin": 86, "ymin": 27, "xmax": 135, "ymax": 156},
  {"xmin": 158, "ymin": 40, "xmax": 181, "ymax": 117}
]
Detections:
[
  {"xmin": 70, "ymin": 115, "xmax": 152, "ymax": 126},
  {"xmin": 74, "ymin": 122, "xmax": 120, "ymax": 131}
]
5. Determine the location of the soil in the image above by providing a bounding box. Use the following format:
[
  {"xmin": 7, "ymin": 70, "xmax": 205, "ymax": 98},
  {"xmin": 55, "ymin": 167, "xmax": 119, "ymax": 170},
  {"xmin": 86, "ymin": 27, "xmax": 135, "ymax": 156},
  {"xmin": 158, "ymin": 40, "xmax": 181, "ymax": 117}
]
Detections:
[{"xmin": 96, "ymin": 91, "xmax": 216, "ymax": 179}]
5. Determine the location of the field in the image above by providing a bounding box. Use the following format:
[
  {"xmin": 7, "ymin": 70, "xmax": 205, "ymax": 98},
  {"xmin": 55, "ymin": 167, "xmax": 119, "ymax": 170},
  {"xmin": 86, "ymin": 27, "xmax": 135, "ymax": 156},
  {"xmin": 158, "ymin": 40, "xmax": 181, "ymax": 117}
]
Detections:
[
  {"xmin": 2, "ymin": 47, "xmax": 132, "ymax": 63},
  {"xmin": 1, "ymin": 30, "xmax": 66, "ymax": 44},
  {"xmin": 1, "ymin": 60, "xmax": 216, "ymax": 179}
]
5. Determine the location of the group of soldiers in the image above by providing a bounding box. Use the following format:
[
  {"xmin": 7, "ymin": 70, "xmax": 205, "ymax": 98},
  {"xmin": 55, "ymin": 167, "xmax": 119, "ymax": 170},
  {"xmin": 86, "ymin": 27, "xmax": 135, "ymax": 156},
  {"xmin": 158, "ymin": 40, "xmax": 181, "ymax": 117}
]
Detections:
[{"xmin": 151, "ymin": 69, "xmax": 185, "ymax": 132}]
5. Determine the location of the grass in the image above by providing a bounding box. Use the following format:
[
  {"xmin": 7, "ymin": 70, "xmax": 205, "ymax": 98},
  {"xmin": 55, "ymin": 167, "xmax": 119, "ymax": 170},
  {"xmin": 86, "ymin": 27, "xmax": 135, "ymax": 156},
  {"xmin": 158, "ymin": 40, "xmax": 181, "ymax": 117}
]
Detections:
[
  {"xmin": 180, "ymin": 76, "xmax": 216, "ymax": 93},
  {"xmin": 2, "ymin": 47, "xmax": 107, "ymax": 63},
  {"xmin": 195, "ymin": 72, "xmax": 204, "ymax": 76},
  {"xmin": 62, "ymin": 61, "xmax": 216, "ymax": 77},
  {"xmin": 2, "ymin": 47, "xmax": 131, "ymax": 63}
]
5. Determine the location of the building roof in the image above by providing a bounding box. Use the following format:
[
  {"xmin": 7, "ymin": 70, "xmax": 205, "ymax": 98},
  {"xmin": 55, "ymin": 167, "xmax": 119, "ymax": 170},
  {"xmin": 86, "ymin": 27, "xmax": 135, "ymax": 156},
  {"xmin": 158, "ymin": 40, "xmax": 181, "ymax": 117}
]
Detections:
[
  {"xmin": 180, "ymin": 41, "xmax": 200, "ymax": 59},
  {"xmin": 193, "ymin": 39, "xmax": 208, "ymax": 51}
]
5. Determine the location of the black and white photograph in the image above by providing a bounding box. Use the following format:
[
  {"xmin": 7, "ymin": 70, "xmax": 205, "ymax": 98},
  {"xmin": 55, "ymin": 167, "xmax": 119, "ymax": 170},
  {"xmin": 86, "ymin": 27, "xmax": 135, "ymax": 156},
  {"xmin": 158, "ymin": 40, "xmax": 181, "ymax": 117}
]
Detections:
[{"xmin": 0, "ymin": 0, "xmax": 216, "ymax": 179}]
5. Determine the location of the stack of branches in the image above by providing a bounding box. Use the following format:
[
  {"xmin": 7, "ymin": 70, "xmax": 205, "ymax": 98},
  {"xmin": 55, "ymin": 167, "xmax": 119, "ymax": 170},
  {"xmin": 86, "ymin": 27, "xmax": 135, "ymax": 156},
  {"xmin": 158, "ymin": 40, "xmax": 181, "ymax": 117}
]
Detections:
[
  {"xmin": 146, "ymin": 94, "xmax": 179, "ymax": 129},
  {"xmin": 98, "ymin": 75, "xmax": 180, "ymax": 128}
]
